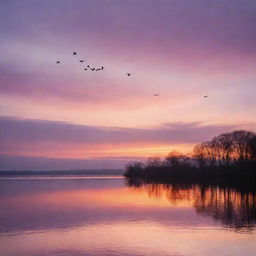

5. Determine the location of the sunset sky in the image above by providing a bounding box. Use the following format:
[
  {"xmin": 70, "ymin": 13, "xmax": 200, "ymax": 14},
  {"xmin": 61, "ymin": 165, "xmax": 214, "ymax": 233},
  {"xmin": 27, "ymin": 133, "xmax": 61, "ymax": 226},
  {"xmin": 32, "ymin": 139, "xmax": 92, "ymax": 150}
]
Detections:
[{"xmin": 0, "ymin": 0, "xmax": 256, "ymax": 170}]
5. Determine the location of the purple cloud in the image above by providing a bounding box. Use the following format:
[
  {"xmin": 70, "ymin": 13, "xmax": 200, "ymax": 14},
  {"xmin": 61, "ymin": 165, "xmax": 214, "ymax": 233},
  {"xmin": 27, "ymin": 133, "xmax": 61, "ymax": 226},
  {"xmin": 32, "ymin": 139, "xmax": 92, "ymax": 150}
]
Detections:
[
  {"xmin": 0, "ymin": 116, "xmax": 240, "ymax": 147},
  {"xmin": 0, "ymin": 154, "xmax": 132, "ymax": 171},
  {"xmin": 2, "ymin": 0, "xmax": 256, "ymax": 62}
]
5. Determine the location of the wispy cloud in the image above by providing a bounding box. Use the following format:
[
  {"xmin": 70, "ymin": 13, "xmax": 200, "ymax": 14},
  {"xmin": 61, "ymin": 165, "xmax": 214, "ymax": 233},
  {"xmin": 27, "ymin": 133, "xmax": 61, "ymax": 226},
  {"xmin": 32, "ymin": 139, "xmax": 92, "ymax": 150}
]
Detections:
[
  {"xmin": 0, "ymin": 116, "xmax": 238, "ymax": 146},
  {"xmin": 1, "ymin": 116, "xmax": 252, "ymax": 163}
]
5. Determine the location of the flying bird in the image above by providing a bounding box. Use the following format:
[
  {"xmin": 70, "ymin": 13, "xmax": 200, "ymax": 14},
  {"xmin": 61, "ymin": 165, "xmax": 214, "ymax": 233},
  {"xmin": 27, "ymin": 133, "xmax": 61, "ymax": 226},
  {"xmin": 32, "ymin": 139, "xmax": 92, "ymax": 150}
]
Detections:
[
  {"xmin": 73, "ymin": 51, "xmax": 77, "ymax": 55},
  {"xmin": 204, "ymin": 95, "xmax": 208, "ymax": 98},
  {"xmin": 154, "ymin": 94, "xmax": 160, "ymax": 97},
  {"xmin": 56, "ymin": 61, "xmax": 60, "ymax": 64},
  {"xmin": 101, "ymin": 66, "xmax": 104, "ymax": 70},
  {"xmin": 84, "ymin": 68, "xmax": 87, "ymax": 71},
  {"xmin": 87, "ymin": 65, "xmax": 90, "ymax": 68},
  {"xmin": 127, "ymin": 73, "xmax": 131, "ymax": 76},
  {"xmin": 80, "ymin": 60, "xmax": 85, "ymax": 63},
  {"xmin": 91, "ymin": 68, "xmax": 95, "ymax": 71}
]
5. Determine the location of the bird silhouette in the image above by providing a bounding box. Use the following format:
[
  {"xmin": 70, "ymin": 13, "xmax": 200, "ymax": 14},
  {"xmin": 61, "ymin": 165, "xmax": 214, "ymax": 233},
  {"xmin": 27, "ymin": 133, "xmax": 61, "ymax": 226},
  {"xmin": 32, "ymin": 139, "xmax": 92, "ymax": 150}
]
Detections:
[
  {"xmin": 154, "ymin": 94, "xmax": 160, "ymax": 96},
  {"xmin": 84, "ymin": 68, "xmax": 87, "ymax": 71},
  {"xmin": 73, "ymin": 51, "xmax": 77, "ymax": 55},
  {"xmin": 56, "ymin": 61, "xmax": 60, "ymax": 64},
  {"xmin": 101, "ymin": 66, "xmax": 104, "ymax": 70},
  {"xmin": 127, "ymin": 73, "xmax": 131, "ymax": 76},
  {"xmin": 96, "ymin": 68, "xmax": 100, "ymax": 71},
  {"xmin": 204, "ymin": 95, "xmax": 208, "ymax": 98},
  {"xmin": 91, "ymin": 68, "xmax": 95, "ymax": 71},
  {"xmin": 87, "ymin": 65, "xmax": 90, "ymax": 68},
  {"xmin": 80, "ymin": 60, "xmax": 85, "ymax": 63}
]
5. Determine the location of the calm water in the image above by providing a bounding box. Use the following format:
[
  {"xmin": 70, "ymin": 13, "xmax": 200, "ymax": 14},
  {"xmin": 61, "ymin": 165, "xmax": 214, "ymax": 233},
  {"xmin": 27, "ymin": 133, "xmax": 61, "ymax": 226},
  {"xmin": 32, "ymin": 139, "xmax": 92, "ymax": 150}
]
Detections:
[{"xmin": 0, "ymin": 176, "xmax": 256, "ymax": 256}]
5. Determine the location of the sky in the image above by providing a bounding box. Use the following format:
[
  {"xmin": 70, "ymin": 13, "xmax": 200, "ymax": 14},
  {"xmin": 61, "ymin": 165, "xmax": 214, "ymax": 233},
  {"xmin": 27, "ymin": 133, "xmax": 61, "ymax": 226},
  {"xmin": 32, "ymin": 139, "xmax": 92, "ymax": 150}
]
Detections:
[{"xmin": 0, "ymin": 0, "xmax": 256, "ymax": 170}]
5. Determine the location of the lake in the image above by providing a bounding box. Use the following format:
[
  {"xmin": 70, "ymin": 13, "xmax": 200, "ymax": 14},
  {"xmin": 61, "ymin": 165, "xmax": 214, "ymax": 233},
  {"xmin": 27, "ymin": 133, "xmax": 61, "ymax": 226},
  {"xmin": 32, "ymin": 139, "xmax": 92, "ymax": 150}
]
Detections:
[{"xmin": 0, "ymin": 176, "xmax": 255, "ymax": 256}]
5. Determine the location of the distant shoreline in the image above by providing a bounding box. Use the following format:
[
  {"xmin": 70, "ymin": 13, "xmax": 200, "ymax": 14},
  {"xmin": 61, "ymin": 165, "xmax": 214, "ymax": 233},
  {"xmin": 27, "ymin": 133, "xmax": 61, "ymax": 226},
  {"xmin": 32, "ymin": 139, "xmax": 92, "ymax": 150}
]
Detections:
[{"xmin": 0, "ymin": 169, "xmax": 124, "ymax": 176}]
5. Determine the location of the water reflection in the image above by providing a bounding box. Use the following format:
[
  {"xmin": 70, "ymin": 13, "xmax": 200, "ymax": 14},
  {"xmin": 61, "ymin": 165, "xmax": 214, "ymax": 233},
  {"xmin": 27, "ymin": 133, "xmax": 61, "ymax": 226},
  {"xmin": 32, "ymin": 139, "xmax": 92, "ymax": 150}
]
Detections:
[
  {"xmin": 0, "ymin": 176, "xmax": 256, "ymax": 256},
  {"xmin": 126, "ymin": 178, "xmax": 256, "ymax": 231}
]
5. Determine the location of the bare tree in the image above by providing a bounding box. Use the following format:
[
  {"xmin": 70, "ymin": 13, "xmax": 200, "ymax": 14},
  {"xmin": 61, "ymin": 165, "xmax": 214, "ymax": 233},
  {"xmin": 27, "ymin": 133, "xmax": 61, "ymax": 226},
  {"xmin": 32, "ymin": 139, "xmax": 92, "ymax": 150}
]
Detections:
[{"xmin": 232, "ymin": 130, "xmax": 256, "ymax": 161}]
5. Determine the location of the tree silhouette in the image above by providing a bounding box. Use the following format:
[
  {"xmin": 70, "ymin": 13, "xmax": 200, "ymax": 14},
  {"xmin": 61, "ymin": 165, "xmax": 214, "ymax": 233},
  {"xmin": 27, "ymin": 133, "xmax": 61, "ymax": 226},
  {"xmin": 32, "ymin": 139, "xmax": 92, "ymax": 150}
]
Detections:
[{"xmin": 125, "ymin": 130, "xmax": 256, "ymax": 183}]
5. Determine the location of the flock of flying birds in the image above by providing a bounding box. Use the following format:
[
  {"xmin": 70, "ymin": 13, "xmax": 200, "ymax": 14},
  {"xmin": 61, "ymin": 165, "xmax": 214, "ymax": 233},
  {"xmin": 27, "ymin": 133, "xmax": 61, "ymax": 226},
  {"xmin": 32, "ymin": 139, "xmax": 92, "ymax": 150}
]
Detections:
[
  {"xmin": 56, "ymin": 51, "xmax": 108, "ymax": 72},
  {"xmin": 56, "ymin": 51, "xmax": 208, "ymax": 99}
]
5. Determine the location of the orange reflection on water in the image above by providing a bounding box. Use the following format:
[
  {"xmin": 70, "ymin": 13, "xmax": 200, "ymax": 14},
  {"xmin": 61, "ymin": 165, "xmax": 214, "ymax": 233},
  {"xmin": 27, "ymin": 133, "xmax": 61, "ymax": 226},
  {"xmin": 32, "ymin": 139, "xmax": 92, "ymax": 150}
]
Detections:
[{"xmin": 1, "ymin": 186, "xmax": 193, "ymax": 211}]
